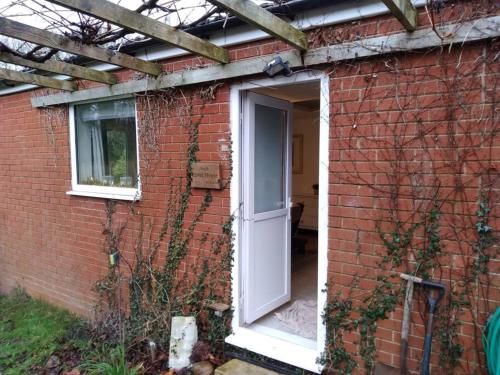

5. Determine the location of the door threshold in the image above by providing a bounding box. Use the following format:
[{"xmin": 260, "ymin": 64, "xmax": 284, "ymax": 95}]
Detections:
[
  {"xmin": 225, "ymin": 327, "xmax": 323, "ymax": 373},
  {"xmin": 250, "ymin": 322, "xmax": 316, "ymax": 349}
]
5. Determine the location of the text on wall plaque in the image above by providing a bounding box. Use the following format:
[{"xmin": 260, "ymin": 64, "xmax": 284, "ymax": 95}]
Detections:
[{"xmin": 191, "ymin": 162, "xmax": 222, "ymax": 189}]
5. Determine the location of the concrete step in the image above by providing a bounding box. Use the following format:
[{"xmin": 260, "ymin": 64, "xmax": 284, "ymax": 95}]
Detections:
[{"xmin": 215, "ymin": 359, "xmax": 279, "ymax": 375}]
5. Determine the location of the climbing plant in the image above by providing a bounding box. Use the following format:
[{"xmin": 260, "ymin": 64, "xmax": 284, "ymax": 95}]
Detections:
[
  {"xmin": 322, "ymin": 6, "xmax": 498, "ymax": 373},
  {"xmin": 320, "ymin": 290, "xmax": 357, "ymax": 373},
  {"xmin": 92, "ymin": 85, "xmax": 234, "ymax": 367}
]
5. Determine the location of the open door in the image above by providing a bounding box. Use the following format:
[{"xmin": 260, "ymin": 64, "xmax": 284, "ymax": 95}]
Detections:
[{"xmin": 243, "ymin": 92, "xmax": 292, "ymax": 324}]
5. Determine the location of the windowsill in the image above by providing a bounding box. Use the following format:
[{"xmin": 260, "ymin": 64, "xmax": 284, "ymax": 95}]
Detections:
[{"xmin": 67, "ymin": 189, "xmax": 140, "ymax": 201}]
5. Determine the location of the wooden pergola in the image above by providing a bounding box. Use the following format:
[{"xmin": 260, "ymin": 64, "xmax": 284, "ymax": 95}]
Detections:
[{"xmin": 0, "ymin": 0, "xmax": 418, "ymax": 93}]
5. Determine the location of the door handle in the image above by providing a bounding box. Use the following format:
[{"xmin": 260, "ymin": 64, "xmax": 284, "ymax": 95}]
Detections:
[{"xmin": 287, "ymin": 197, "xmax": 293, "ymax": 220}]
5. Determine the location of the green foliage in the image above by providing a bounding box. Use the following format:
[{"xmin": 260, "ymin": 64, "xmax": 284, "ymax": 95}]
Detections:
[
  {"xmin": 329, "ymin": 46, "xmax": 498, "ymax": 374},
  {"xmin": 80, "ymin": 344, "xmax": 143, "ymax": 375},
  {"xmin": 106, "ymin": 130, "xmax": 128, "ymax": 181},
  {"xmin": 378, "ymin": 222, "xmax": 420, "ymax": 267},
  {"xmin": 355, "ymin": 277, "xmax": 399, "ymax": 372},
  {"xmin": 94, "ymin": 86, "xmax": 234, "ymax": 363},
  {"xmin": 416, "ymin": 207, "xmax": 442, "ymax": 280},
  {"xmin": 321, "ymin": 278, "xmax": 400, "ymax": 374},
  {"xmin": 206, "ymin": 308, "xmax": 232, "ymax": 350},
  {"xmin": 0, "ymin": 289, "xmax": 89, "ymax": 375},
  {"xmin": 374, "ymin": 198, "xmax": 497, "ymax": 372},
  {"xmin": 432, "ymin": 196, "xmax": 497, "ymax": 372},
  {"xmin": 330, "ymin": 203, "xmax": 471, "ymax": 373},
  {"xmin": 125, "ymin": 104, "xmax": 222, "ymax": 349},
  {"xmin": 436, "ymin": 287, "xmax": 468, "ymax": 371},
  {"xmin": 320, "ymin": 291, "xmax": 357, "ymax": 374},
  {"xmin": 472, "ymin": 197, "xmax": 496, "ymax": 278},
  {"xmin": 377, "ymin": 206, "xmax": 442, "ymax": 278}
]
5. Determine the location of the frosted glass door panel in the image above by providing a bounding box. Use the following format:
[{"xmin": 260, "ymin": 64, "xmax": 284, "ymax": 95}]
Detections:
[
  {"xmin": 243, "ymin": 92, "xmax": 292, "ymax": 324},
  {"xmin": 254, "ymin": 104, "xmax": 286, "ymax": 214}
]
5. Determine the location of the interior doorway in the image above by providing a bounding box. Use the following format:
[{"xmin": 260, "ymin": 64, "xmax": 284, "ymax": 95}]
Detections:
[
  {"xmin": 246, "ymin": 83, "xmax": 320, "ymax": 347},
  {"xmin": 227, "ymin": 73, "xmax": 328, "ymax": 374}
]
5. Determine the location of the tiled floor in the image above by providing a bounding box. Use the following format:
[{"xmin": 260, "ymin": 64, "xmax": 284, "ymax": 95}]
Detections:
[{"xmin": 254, "ymin": 232, "xmax": 318, "ymax": 340}]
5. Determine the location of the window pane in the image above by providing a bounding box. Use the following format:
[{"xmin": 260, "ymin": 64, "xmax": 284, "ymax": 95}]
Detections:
[
  {"xmin": 254, "ymin": 104, "xmax": 286, "ymax": 214},
  {"xmin": 75, "ymin": 99, "xmax": 137, "ymax": 187}
]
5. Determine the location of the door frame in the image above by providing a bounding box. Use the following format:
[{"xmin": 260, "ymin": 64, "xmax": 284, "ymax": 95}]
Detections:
[{"xmin": 226, "ymin": 71, "xmax": 329, "ymax": 373}]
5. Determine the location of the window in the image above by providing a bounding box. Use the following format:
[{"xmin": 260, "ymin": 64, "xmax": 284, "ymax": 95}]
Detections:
[{"xmin": 69, "ymin": 98, "xmax": 140, "ymax": 200}]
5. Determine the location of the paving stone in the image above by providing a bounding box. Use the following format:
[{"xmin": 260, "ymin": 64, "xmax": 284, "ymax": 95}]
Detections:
[{"xmin": 215, "ymin": 359, "xmax": 279, "ymax": 375}]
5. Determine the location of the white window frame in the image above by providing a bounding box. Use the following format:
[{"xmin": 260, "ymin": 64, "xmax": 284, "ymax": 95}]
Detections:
[{"xmin": 67, "ymin": 96, "xmax": 141, "ymax": 201}]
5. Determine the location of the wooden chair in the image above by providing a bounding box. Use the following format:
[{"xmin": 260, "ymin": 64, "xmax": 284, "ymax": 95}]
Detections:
[{"xmin": 291, "ymin": 202, "xmax": 306, "ymax": 254}]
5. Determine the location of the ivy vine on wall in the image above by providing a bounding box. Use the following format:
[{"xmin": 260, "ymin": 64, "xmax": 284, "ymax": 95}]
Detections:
[
  {"xmin": 92, "ymin": 85, "xmax": 234, "ymax": 365},
  {"xmin": 322, "ymin": 11, "xmax": 498, "ymax": 374}
]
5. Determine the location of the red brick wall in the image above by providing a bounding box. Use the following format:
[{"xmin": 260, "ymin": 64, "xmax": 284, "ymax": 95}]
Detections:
[
  {"xmin": 0, "ymin": 2, "xmax": 497, "ymax": 373},
  {"xmin": 0, "ymin": 84, "xmax": 234, "ymax": 316},
  {"xmin": 328, "ymin": 41, "xmax": 499, "ymax": 373}
]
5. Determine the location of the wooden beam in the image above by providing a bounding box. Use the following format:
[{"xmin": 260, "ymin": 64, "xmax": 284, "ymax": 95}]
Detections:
[
  {"xmin": 48, "ymin": 0, "xmax": 229, "ymax": 64},
  {"xmin": 0, "ymin": 52, "xmax": 118, "ymax": 84},
  {"xmin": 30, "ymin": 16, "xmax": 500, "ymax": 107},
  {"xmin": 0, "ymin": 67, "xmax": 76, "ymax": 91},
  {"xmin": 0, "ymin": 17, "xmax": 162, "ymax": 76},
  {"xmin": 381, "ymin": 0, "xmax": 417, "ymax": 31},
  {"xmin": 208, "ymin": 0, "xmax": 308, "ymax": 51}
]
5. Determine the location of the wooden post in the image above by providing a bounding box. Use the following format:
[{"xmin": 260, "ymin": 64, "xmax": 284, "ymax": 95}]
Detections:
[
  {"xmin": 48, "ymin": 0, "xmax": 229, "ymax": 64},
  {"xmin": 0, "ymin": 17, "xmax": 162, "ymax": 76},
  {"xmin": 0, "ymin": 67, "xmax": 76, "ymax": 91},
  {"xmin": 381, "ymin": 0, "xmax": 418, "ymax": 31},
  {"xmin": 0, "ymin": 52, "xmax": 118, "ymax": 84},
  {"xmin": 208, "ymin": 0, "xmax": 308, "ymax": 51},
  {"xmin": 29, "ymin": 16, "xmax": 500, "ymax": 107}
]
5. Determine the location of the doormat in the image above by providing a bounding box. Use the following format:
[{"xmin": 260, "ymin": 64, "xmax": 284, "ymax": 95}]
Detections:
[{"xmin": 275, "ymin": 299, "xmax": 317, "ymax": 339}]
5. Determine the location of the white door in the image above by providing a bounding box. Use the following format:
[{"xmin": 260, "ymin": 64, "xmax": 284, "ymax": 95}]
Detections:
[{"xmin": 243, "ymin": 92, "xmax": 292, "ymax": 324}]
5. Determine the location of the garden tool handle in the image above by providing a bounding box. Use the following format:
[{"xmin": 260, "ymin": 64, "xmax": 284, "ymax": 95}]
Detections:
[
  {"xmin": 421, "ymin": 310, "xmax": 435, "ymax": 375},
  {"xmin": 400, "ymin": 278, "xmax": 416, "ymax": 375},
  {"xmin": 400, "ymin": 340, "xmax": 409, "ymax": 374},
  {"xmin": 423, "ymin": 281, "xmax": 445, "ymax": 314},
  {"xmin": 420, "ymin": 280, "xmax": 445, "ymax": 375},
  {"xmin": 421, "ymin": 280, "xmax": 445, "ymax": 293}
]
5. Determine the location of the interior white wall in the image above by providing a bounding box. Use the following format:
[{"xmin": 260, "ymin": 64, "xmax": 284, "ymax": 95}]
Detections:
[
  {"xmin": 292, "ymin": 108, "xmax": 319, "ymax": 195},
  {"xmin": 292, "ymin": 108, "xmax": 319, "ymax": 230}
]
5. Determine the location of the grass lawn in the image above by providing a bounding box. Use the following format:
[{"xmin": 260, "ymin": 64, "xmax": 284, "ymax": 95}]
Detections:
[{"xmin": 0, "ymin": 289, "xmax": 88, "ymax": 374}]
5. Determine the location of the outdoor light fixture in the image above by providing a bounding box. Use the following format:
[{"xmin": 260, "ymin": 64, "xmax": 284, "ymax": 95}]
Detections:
[{"xmin": 263, "ymin": 56, "xmax": 292, "ymax": 77}]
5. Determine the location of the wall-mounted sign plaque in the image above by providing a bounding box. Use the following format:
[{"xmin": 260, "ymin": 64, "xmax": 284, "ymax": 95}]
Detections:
[{"xmin": 192, "ymin": 162, "xmax": 222, "ymax": 189}]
